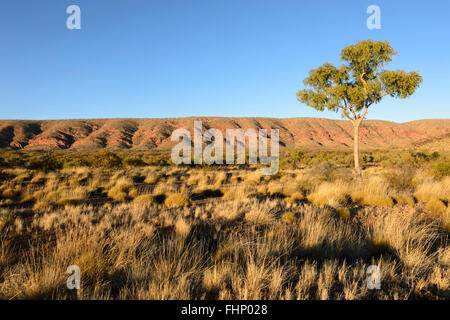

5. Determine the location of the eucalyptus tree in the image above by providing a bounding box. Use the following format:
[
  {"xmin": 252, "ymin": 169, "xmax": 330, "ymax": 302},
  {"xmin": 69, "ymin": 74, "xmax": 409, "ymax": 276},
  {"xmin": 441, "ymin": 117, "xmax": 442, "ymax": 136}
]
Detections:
[{"xmin": 297, "ymin": 40, "xmax": 422, "ymax": 178}]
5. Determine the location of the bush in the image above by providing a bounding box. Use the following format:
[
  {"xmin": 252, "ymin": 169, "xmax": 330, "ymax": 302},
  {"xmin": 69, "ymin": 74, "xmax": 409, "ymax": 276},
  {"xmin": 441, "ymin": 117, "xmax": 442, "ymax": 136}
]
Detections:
[
  {"xmin": 124, "ymin": 156, "xmax": 146, "ymax": 167},
  {"xmin": 33, "ymin": 200, "xmax": 53, "ymax": 211},
  {"xmin": 308, "ymin": 161, "xmax": 337, "ymax": 181},
  {"xmin": 55, "ymin": 198, "xmax": 85, "ymax": 208},
  {"xmin": 307, "ymin": 181, "xmax": 352, "ymax": 207},
  {"xmin": 20, "ymin": 193, "xmax": 35, "ymax": 204},
  {"xmin": 351, "ymin": 192, "xmax": 394, "ymax": 207},
  {"xmin": 426, "ymin": 198, "xmax": 447, "ymax": 214},
  {"xmin": 0, "ymin": 210, "xmax": 13, "ymax": 230},
  {"xmin": 409, "ymin": 151, "xmax": 431, "ymax": 167},
  {"xmin": 74, "ymin": 252, "xmax": 111, "ymax": 285},
  {"xmin": 144, "ymin": 155, "xmax": 169, "ymax": 166},
  {"xmin": 144, "ymin": 172, "xmax": 159, "ymax": 184},
  {"xmin": 393, "ymin": 194, "xmax": 415, "ymax": 205},
  {"xmin": 336, "ymin": 207, "xmax": 350, "ymax": 219},
  {"xmin": 107, "ymin": 177, "xmax": 135, "ymax": 201},
  {"xmin": 290, "ymin": 149, "xmax": 306, "ymax": 168},
  {"xmin": 432, "ymin": 161, "xmax": 450, "ymax": 178},
  {"xmin": 383, "ymin": 166, "xmax": 416, "ymax": 191},
  {"xmin": 89, "ymin": 150, "xmax": 122, "ymax": 168},
  {"xmin": 60, "ymin": 157, "xmax": 89, "ymax": 168},
  {"xmin": 25, "ymin": 153, "xmax": 62, "ymax": 172},
  {"xmin": 2, "ymin": 189, "xmax": 19, "ymax": 198},
  {"xmin": 164, "ymin": 193, "xmax": 189, "ymax": 207},
  {"xmin": 133, "ymin": 194, "xmax": 159, "ymax": 205},
  {"xmin": 281, "ymin": 212, "xmax": 296, "ymax": 224},
  {"xmin": 285, "ymin": 192, "xmax": 304, "ymax": 203},
  {"xmin": 3, "ymin": 152, "xmax": 26, "ymax": 167}
]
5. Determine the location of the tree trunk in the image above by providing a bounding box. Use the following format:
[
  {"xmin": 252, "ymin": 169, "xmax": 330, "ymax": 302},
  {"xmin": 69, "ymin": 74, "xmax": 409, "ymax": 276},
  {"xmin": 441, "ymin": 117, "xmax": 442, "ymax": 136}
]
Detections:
[{"xmin": 353, "ymin": 121, "xmax": 362, "ymax": 179}]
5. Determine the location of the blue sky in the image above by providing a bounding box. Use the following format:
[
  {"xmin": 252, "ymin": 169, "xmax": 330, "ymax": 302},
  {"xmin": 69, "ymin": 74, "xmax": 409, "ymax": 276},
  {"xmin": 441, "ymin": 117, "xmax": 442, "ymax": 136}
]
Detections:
[{"xmin": 0, "ymin": 0, "xmax": 448, "ymax": 122}]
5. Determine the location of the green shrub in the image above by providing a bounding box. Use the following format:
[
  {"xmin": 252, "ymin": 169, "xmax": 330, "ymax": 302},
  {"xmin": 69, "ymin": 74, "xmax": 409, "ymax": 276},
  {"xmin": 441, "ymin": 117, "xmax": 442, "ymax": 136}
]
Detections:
[
  {"xmin": 290, "ymin": 149, "xmax": 306, "ymax": 168},
  {"xmin": 60, "ymin": 157, "xmax": 89, "ymax": 168},
  {"xmin": 124, "ymin": 156, "xmax": 146, "ymax": 167},
  {"xmin": 89, "ymin": 150, "xmax": 122, "ymax": 168},
  {"xmin": 383, "ymin": 166, "xmax": 416, "ymax": 191},
  {"xmin": 25, "ymin": 153, "xmax": 61, "ymax": 172},
  {"xmin": 3, "ymin": 152, "xmax": 26, "ymax": 167},
  {"xmin": 144, "ymin": 155, "xmax": 169, "ymax": 166},
  {"xmin": 308, "ymin": 161, "xmax": 337, "ymax": 181},
  {"xmin": 432, "ymin": 161, "xmax": 450, "ymax": 178}
]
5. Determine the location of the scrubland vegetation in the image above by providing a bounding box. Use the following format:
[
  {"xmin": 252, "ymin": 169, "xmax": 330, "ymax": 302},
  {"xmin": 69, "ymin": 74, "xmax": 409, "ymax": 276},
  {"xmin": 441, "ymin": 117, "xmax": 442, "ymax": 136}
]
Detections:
[{"xmin": 0, "ymin": 148, "xmax": 448, "ymax": 299}]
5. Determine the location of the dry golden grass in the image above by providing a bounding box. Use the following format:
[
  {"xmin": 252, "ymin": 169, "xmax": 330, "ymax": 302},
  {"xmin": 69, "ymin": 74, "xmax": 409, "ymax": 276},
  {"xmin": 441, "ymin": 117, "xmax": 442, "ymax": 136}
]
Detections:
[
  {"xmin": 223, "ymin": 185, "xmax": 254, "ymax": 201},
  {"xmin": 133, "ymin": 194, "xmax": 158, "ymax": 205},
  {"xmin": 285, "ymin": 192, "xmax": 304, "ymax": 203},
  {"xmin": 244, "ymin": 201, "xmax": 276, "ymax": 224},
  {"xmin": 415, "ymin": 177, "xmax": 450, "ymax": 202},
  {"xmin": 280, "ymin": 211, "xmax": 296, "ymax": 224},
  {"xmin": 0, "ymin": 163, "xmax": 449, "ymax": 300},
  {"xmin": 426, "ymin": 198, "xmax": 447, "ymax": 214},
  {"xmin": 336, "ymin": 207, "xmax": 351, "ymax": 219},
  {"xmin": 2, "ymin": 188, "xmax": 19, "ymax": 198},
  {"xmin": 307, "ymin": 181, "xmax": 352, "ymax": 207},
  {"xmin": 164, "ymin": 193, "xmax": 190, "ymax": 208},
  {"xmin": 107, "ymin": 177, "xmax": 135, "ymax": 201},
  {"xmin": 174, "ymin": 217, "xmax": 191, "ymax": 237},
  {"xmin": 392, "ymin": 193, "xmax": 416, "ymax": 205}
]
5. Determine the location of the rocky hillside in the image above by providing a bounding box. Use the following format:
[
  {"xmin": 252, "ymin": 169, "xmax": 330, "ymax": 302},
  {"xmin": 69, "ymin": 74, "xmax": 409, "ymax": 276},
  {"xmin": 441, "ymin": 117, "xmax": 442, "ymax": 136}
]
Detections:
[{"xmin": 0, "ymin": 117, "xmax": 449, "ymax": 150}]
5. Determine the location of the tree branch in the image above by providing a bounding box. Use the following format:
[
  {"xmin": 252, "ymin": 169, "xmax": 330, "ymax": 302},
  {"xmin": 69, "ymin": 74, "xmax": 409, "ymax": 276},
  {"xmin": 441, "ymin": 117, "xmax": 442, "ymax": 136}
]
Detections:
[
  {"xmin": 360, "ymin": 72, "xmax": 368, "ymax": 98},
  {"xmin": 349, "ymin": 106, "xmax": 358, "ymax": 121},
  {"xmin": 356, "ymin": 106, "xmax": 369, "ymax": 125}
]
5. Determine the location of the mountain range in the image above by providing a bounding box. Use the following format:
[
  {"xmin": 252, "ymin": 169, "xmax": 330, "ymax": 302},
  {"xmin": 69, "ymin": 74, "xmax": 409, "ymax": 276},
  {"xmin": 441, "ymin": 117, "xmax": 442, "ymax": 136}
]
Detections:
[{"xmin": 1, "ymin": 117, "xmax": 449, "ymax": 151}]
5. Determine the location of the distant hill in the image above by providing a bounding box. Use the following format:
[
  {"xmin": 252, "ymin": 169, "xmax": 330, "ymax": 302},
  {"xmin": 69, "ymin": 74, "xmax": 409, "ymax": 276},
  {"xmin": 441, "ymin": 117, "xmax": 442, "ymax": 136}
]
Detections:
[{"xmin": 0, "ymin": 117, "xmax": 449, "ymax": 150}]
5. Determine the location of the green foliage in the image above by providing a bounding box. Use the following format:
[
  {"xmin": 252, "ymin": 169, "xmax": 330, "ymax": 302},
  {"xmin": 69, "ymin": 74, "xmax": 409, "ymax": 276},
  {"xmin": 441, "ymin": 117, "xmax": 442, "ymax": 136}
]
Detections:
[
  {"xmin": 378, "ymin": 150, "xmax": 438, "ymax": 169},
  {"xmin": 297, "ymin": 40, "xmax": 422, "ymax": 121},
  {"xmin": 308, "ymin": 161, "xmax": 337, "ymax": 182},
  {"xmin": 362, "ymin": 154, "xmax": 374, "ymax": 164},
  {"xmin": 290, "ymin": 149, "xmax": 306, "ymax": 168},
  {"xmin": 432, "ymin": 161, "xmax": 450, "ymax": 178},
  {"xmin": 60, "ymin": 157, "xmax": 89, "ymax": 168},
  {"xmin": 379, "ymin": 70, "xmax": 423, "ymax": 99},
  {"xmin": 144, "ymin": 155, "xmax": 169, "ymax": 166},
  {"xmin": 25, "ymin": 153, "xmax": 62, "ymax": 172},
  {"xmin": 431, "ymin": 152, "xmax": 440, "ymax": 160},
  {"xmin": 383, "ymin": 166, "xmax": 416, "ymax": 191},
  {"xmin": 2, "ymin": 151, "xmax": 26, "ymax": 168},
  {"xmin": 89, "ymin": 150, "xmax": 122, "ymax": 168},
  {"xmin": 409, "ymin": 151, "xmax": 431, "ymax": 167},
  {"xmin": 124, "ymin": 155, "xmax": 146, "ymax": 167}
]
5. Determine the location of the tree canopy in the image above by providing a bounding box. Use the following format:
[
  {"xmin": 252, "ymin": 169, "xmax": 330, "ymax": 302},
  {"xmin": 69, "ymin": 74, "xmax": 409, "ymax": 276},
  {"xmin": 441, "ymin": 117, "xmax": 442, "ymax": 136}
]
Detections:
[{"xmin": 297, "ymin": 40, "xmax": 422, "ymax": 123}]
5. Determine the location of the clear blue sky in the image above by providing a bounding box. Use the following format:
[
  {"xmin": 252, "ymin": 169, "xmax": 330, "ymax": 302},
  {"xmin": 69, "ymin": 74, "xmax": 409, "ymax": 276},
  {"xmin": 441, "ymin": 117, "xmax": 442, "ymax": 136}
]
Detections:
[{"xmin": 0, "ymin": 0, "xmax": 449, "ymax": 122}]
